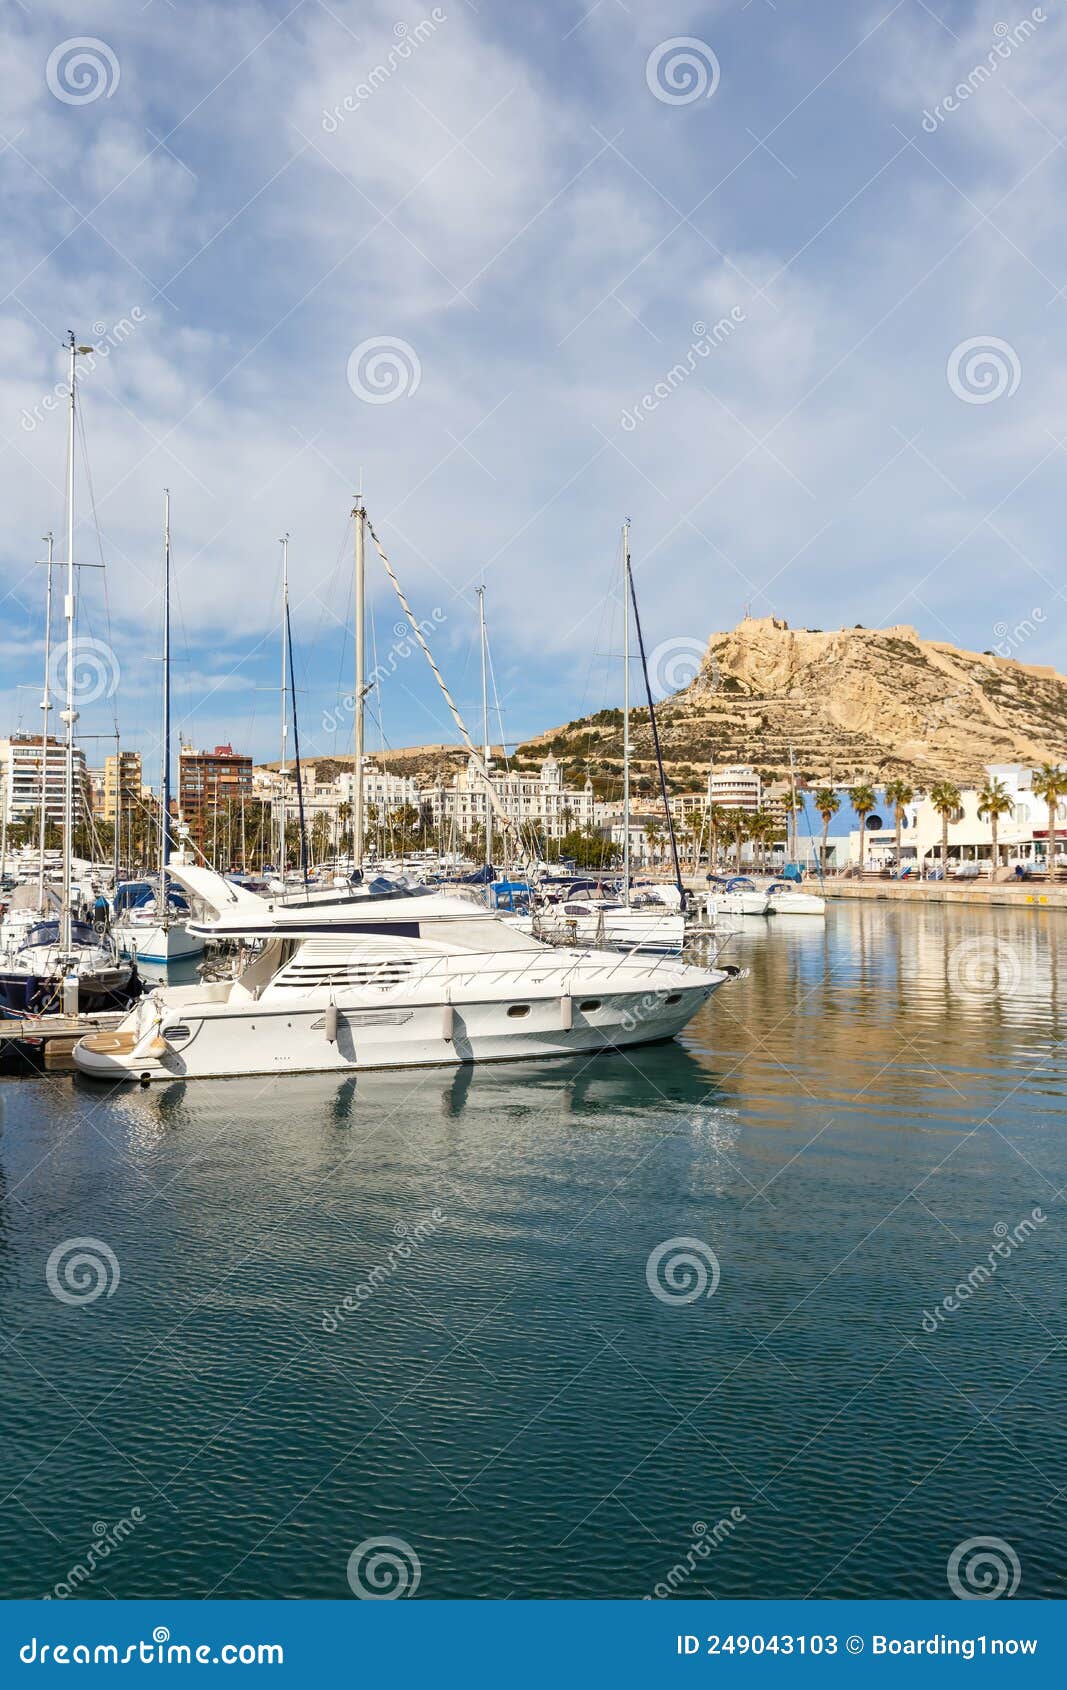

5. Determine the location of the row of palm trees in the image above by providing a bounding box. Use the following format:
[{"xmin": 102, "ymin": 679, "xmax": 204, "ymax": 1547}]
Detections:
[{"xmin": 811, "ymin": 764, "xmax": 1067, "ymax": 875}]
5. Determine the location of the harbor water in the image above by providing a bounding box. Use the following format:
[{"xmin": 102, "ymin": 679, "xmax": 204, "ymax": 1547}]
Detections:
[{"xmin": 0, "ymin": 900, "xmax": 1063, "ymax": 1599}]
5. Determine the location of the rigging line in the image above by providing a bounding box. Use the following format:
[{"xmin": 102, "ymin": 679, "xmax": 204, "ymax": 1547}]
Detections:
[
  {"xmin": 286, "ymin": 595, "xmax": 309, "ymax": 889},
  {"xmin": 364, "ymin": 513, "xmax": 533, "ymax": 874},
  {"xmin": 484, "ymin": 627, "xmax": 541, "ymax": 865},
  {"xmin": 626, "ymin": 557, "xmax": 684, "ymax": 903}
]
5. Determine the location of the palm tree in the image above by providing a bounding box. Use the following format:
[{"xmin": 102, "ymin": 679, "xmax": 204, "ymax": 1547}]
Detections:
[
  {"xmin": 929, "ymin": 781, "xmax": 962, "ymax": 879},
  {"xmin": 1031, "ymin": 763, "xmax": 1067, "ymax": 880},
  {"xmin": 884, "ymin": 778, "xmax": 914, "ymax": 873},
  {"xmin": 727, "ymin": 809, "xmax": 749, "ymax": 873},
  {"xmin": 813, "ymin": 786, "xmax": 839, "ymax": 872},
  {"xmin": 848, "ymin": 782, "xmax": 876, "ymax": 873},
  {"xmin": 707, "ymin": 803, "xmax": 729, "ymax": 873},
  {"xmin": 977, "ymin": 776, "xmax": 1012, "ymax": 876}
]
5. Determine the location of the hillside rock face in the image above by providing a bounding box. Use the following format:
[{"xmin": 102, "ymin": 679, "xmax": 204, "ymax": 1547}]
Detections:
[{"xmin": 519, "ymin": 616, "xmax": 1067, "ymax": 787}]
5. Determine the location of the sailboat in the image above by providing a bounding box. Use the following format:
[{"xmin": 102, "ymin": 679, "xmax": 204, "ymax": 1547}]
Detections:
[
  {"xmin": 533, "ymin": 524, "xmax": 686, "ymax": 955},
  {"xmin": 73, "ymin": 503, "xmax": 731, "ymax": 1079},
  {"xmin": 113, "ymin": 493, "xmax": 205, "ymax": 964},
  {"xmin": 0, "ymin": 334, "xmax": 134, "ymax": 1014}
]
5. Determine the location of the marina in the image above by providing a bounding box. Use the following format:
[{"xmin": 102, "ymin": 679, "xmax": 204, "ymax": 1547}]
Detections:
[
  {"xmin": 2, "ymin": 0, "xmax": 1066, "ymax": 1636},
  {"xmin": 0, "ymin": 899, "xmax": 1061, "ymax": 1599}
]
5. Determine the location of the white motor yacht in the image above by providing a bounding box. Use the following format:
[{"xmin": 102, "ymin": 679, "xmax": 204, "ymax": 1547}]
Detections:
[{"xmin": 73, "ymin": 864, "xmax": 726, "ymax": 1082}]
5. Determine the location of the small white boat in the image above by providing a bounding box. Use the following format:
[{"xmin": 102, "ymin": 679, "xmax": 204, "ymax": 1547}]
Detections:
[
  {"xmin": 704, "ymin": 876, "xmax": 770, "ymax": 917},
  {"xmin": 765, "ymin": 880, "xmax": 826, "ymax": 916},
  {"xmin": 533, "ymin": 896, "xmax": 686, "ymax": 955}
]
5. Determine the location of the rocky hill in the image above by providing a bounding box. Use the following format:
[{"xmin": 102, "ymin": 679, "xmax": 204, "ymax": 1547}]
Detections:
[{"xmin": 512, "ymin": 616, "xmax": 1067, "ymax": 792}]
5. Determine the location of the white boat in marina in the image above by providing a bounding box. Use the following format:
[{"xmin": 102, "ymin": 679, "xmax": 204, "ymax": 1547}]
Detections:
[
  {"xmin": 704, "ymin": 876, "xmax": 770, "ymax": 917},
  {"xmin": 72, "ymin": 862, "xmax": 728, "ymax": 1082},
  {"xmin": 113, "ymin": 893, "xmax": 206, "ymax": 963},
  {"xmin": 765, "ymin": 880, "xmax": 826, "ymax": 916},
  {"xmin": 531, "ymin": 896, "xmax": 686, "ymax": 955}
]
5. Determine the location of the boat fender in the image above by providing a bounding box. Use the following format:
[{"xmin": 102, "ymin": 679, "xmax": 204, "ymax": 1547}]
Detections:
[
  {"xmin": 441, "ymin": 1002, "xmax": 454, "ymax": 1042},
  {"xmin": 325, "ymin": 1002, "xmax": 338, "ymax": 1043},
  {"xmin": 560, "ymin": 993, "xmax": 573, "ymax": 1031}
]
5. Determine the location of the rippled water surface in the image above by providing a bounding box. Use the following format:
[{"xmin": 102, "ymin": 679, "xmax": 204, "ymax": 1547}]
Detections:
[{"xmin": 0, "ymin": 901, "xmax": 1064, "ymax": 1599}]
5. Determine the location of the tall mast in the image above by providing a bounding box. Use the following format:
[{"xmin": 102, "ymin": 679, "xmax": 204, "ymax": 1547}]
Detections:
[
  {"xmin": 353, "ymin": 490, "xmax": 366, "ymax": 873},
  {"xmin": 478, "ymin": 584, "xmax": 490, "ymax": 870},
  {"xmin": 158, "ymin": 490, "xmax": 172, "ymax": 905},
  {"xmin": 788, "ymin": 744, "xmax": 797, "ymax": 866},
  {"xmin": 60, "ymin": 333, "xmax": 79, "ymax": 954},
  {"xmin": 279, "ymin": 533, "xmax": 289, "ymax": 872},
  {"xmin": 38, "ymin": 531, "xmax": 54, "ymax": 905},
  {"xmin": 622, "ymin": 520, "xmax": 631, "ymax": 904}
]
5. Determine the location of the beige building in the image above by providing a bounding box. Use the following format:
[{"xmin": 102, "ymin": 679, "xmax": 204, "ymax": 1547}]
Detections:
[{"xmin": 103, "ymin": 751, "xmax": 143, "ymax": 823}]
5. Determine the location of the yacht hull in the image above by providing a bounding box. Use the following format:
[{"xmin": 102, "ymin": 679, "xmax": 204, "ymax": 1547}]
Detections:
[
  {"xmin": 114, "ymin": 921, "xmax": 206, "ymax": 962},
  {"xmin": 73, "ymin": 978, "xmax": 723, "ymax": 1082}
]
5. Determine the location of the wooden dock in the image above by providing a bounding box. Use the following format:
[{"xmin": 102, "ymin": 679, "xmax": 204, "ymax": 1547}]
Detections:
[{"xmin": 0, "ymin": 1011, "xmax": 125, "ymax": 1076}]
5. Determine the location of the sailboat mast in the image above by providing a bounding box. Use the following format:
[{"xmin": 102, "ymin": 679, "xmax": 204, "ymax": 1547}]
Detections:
[
  {"xmin": 788, "ymin": 745, "xmax": 797, "ymax": 867},
  {"xmin": 478, "ymin": 584, "xmax": 490, "ymax": 870},
  {"xmin": 279, "ymin": 533, "xmax": 289, "ymax": 873},
  {"xmin": 353, "ymin": 492, "xmax": 366, "ymax": 874},
  {"xmin": 622, "ymin": 521, "xmax": 631, "ymax": 904},
  {"xmin": 38, "ymin": 532, "xmax": 54, "ymax": 905},
  {"xmin": 158, "ymin": 491, "xmax": 171, "ymax": 904},
  {"xmin": 60, "ymin": 333, "xmax": 79, "ymax": 954}
]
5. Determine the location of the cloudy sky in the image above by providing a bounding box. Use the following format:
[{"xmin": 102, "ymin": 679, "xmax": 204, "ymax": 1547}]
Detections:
[{"xmin": 1, "ymin": 0, "xmax": 1064, "ymax": 774}]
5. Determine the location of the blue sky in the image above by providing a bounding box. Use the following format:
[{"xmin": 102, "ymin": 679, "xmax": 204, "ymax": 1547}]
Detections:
[{"xmin": 1, "ymin": 0, "xmax": 1064, "ymax": 776}]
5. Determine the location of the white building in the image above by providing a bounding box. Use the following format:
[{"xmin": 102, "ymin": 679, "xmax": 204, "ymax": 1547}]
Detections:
[
  {"xmin": 423, "ymin": 755, "xmax": 594, "ymax": 844},
  {"xmin": 0, "ymin": 734, "xmax": 89, "ymax": 828},
  {"xmin": 848, "ymin": 765, "xmax": 1067, "ymax": 873},
  {"xmin": 337, "ymin": 766, "xmax": 421, "ymax": 816},
  {"xmin": 709, "ymin": 764, "xmax": 761, "ymax": 812}
]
